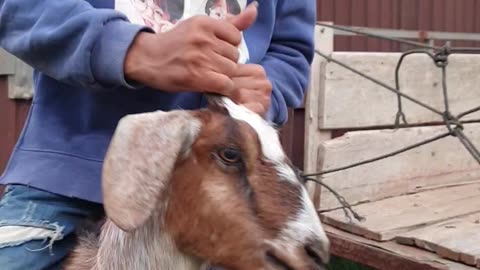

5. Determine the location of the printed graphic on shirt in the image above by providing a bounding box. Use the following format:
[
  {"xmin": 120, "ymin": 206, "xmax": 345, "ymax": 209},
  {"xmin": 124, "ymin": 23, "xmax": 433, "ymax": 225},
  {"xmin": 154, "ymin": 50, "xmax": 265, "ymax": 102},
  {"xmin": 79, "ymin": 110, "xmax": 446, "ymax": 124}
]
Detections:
[{"xmin": 115, "ymin": 0, "xmax": 249, "ymax": 63}]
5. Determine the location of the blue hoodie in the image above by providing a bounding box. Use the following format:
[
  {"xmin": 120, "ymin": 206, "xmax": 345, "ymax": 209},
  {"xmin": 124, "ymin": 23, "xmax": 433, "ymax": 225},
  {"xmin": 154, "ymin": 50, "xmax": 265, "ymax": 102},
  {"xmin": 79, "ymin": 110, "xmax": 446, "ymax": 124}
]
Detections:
[{"xmin": 0, "ymin": 0, "xmax": 315, "ymax": 203}]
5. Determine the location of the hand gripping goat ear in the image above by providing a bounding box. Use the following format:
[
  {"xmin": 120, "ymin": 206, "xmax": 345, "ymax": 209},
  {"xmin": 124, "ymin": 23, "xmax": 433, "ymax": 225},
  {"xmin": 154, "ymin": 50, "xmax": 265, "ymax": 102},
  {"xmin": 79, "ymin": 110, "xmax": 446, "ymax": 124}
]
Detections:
[{"xmin": 102, "ymin": 110, "xmax": 201, "ymax": 232}]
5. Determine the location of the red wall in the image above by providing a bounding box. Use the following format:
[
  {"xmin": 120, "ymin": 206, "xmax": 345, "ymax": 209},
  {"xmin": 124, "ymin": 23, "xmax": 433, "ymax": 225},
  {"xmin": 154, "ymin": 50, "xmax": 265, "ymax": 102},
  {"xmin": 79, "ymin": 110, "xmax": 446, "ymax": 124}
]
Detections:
[
  {"xmin": 0, "ymin": 77, "xmax": 30, "ymax": 173},
  {"xmin": 317, "ymin": 0, "xmax": 480, "ymax": 51}
]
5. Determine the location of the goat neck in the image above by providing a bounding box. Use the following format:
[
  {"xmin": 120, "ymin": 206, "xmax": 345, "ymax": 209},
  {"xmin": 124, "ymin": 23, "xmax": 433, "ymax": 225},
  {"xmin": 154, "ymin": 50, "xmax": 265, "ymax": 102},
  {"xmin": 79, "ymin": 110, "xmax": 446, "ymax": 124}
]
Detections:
[{"xmin": 97, "ymin": 213, "xmax": 201, "ymax": 270}]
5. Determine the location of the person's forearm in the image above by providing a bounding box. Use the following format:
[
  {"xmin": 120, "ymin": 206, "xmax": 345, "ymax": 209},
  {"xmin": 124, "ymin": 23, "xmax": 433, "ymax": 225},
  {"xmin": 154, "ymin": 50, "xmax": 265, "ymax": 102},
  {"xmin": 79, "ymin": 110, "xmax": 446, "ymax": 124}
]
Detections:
[
  {"xmin": 123, "ymin": 3, "xmax": 258, "ymax": 95},
  {"xmin": 0, "ymin": 0, "xmax": 149, "ymax": 90}
]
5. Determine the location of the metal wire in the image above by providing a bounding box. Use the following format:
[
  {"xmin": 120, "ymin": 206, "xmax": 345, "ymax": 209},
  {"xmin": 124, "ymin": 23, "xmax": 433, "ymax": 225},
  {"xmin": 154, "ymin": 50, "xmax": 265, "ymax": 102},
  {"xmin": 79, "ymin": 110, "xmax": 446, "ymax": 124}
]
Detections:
[
  {"xmin": 316, "ymin": 23, "xmax": 480, "ymax": 54},
  {"xmin": 449, "ymin": 47, "xmax": 480, "ymax": 53},
  {"xmin": 393, "ymin": 49, "xmax": 442, "ymax": 126},
  {"xmin": 309, "ymin": 24, "xmax": 480, "ymax": 174},
  {"xmin": 458, "ymin": 105, "xmax": 480, "ymax": 120},
  {"xmin": 303, "ymin": 176, "xmax": 365, "ymax": 222},
  {"xmin": 316, "ymin": 22, "xmax": 442, "ymax": 51},
  {"xmin": 453, "ymin": 128, "xmax": 480, "ymax": 164}
]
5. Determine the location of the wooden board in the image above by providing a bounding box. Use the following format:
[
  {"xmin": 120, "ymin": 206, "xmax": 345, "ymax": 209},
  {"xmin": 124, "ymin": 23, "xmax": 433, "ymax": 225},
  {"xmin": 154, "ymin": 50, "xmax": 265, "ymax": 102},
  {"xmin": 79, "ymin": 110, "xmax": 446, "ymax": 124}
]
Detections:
[
  {"xmin": 320, "ymin": 184, "xmax": 480, "ymax": 241},
  {"xmin": 396, "ymin": 213, "xmax": 480, "ymax": 267},
  {"xmin": 304, "ymin": 24, "xmax": 333, "ymax": 208},
  {"xmin": 318, "ymin": 123, "xmax": 480, "ymax": 210},
  {"xmin": 325, "ymin": 224, "xmax": 478, "ymax": 270},
  {"xmin": 0, "ymin": 49, "xmax": 33, "ymax": 99},
  {"xmin": 319, "ymin": 52, "xmax": 480, "ymax": 129},
  {"xmin": 7, "ymin": 60, "xmax": 33, "ymax": 100}
]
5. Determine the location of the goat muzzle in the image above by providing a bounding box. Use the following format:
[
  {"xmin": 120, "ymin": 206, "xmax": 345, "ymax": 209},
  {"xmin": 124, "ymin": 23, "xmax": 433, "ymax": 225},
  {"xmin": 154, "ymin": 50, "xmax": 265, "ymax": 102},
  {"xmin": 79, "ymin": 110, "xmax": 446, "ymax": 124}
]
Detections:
[{"xmin": 263, "ymin": 239, "xmax": 329, "ymax": 270}]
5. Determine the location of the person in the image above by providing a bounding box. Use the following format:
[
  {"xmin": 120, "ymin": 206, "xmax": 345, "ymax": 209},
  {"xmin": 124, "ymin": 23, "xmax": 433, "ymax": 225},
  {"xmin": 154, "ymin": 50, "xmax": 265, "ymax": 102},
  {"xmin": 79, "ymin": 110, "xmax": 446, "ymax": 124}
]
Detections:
[
  {"xmin": 0, "ymin": 0, "xmax": 316, "ymax": 268},
  {"xmin": 130, "ymin": 0, "xmax": 176, "ymax": 33},
  {"xmin": 205, "ymin": 0, "xmax": 241, "ymax": 19}
]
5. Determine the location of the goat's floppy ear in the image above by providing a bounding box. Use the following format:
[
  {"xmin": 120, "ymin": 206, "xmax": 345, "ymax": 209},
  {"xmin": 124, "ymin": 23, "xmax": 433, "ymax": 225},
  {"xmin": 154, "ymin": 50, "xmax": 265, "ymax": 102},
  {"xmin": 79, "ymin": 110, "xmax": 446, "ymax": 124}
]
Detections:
[{"xmin": 102, "ymin": 110, "xmax": 201, "ymax": 232}]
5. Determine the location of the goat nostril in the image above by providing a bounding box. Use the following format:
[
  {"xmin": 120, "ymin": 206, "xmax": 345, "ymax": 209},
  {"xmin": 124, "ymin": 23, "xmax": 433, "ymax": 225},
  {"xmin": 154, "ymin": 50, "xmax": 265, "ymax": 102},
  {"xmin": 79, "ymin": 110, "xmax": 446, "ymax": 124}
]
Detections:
[
  {"xmin": 305, "ymin": 241, "xmax": 330, "ymax": 267},
  {"xmin": 265, "ymin": 249, "xmax": 294, "ymax": 270}
]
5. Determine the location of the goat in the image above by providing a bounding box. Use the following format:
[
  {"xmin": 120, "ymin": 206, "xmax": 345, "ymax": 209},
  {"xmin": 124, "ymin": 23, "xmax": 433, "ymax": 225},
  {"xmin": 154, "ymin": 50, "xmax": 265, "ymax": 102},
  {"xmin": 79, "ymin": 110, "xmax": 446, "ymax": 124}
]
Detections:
[{"xmin": 63, "ymin": 97, "xmax": 330, "ymax": 270}]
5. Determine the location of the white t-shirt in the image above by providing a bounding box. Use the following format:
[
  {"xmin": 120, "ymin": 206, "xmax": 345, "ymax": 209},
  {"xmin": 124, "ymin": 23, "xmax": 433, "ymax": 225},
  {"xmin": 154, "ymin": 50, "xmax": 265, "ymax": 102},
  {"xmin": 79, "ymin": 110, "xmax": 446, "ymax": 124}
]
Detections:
[{"xmin": 116, "ymin": 0, "xmax": 249, "ymax": 63}]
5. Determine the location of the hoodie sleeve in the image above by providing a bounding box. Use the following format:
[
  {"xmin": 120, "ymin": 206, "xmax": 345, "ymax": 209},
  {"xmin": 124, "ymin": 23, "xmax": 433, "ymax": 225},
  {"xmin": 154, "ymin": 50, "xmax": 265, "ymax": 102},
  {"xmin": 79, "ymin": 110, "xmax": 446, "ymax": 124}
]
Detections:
[
  {"xmin": 262, "ymin": 0, "xmax": 316, "ymax": 126},
  {"xmin": 0, "ymin": 0, "xmax": 152, "ymax": 90}
]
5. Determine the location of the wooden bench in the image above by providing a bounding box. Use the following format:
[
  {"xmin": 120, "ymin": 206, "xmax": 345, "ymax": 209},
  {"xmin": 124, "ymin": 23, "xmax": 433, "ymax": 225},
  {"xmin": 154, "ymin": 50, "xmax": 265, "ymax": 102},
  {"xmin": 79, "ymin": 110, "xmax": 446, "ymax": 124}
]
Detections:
[{"xmin": 304, "ymin": 24, "xmax": 480, "ymax": 270}]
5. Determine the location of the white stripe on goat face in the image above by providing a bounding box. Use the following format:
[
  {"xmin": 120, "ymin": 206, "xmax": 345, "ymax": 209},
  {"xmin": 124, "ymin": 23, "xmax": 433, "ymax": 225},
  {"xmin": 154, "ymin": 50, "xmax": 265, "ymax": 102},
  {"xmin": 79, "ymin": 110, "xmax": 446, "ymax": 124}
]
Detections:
[
  {"xmin": 220, "ymin": 98, "xmax": 296, "ymax": 181},
  {"xmin": 220, "ymin": 97, "xmax": 329, "ymax": 255}
]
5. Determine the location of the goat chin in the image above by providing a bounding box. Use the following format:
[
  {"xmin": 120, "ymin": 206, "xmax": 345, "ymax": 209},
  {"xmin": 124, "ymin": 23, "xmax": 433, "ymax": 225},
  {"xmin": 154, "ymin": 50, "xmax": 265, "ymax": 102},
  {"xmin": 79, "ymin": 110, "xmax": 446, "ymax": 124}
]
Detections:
[{"xmin": 64, "ymin": 212, "xmax": 203, "ymax": 270}]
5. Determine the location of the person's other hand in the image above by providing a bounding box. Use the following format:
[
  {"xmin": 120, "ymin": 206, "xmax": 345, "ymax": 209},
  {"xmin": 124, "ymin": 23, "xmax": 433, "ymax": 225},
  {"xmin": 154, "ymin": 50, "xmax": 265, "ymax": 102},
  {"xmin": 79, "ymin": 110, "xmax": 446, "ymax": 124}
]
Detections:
[
  {"xmin": 231, "ymin": 64, "xmax": 272, "ymax": 116},
  {"xmin": 124, "ymin": 2, "xmax": 258, "ymax": 96}
]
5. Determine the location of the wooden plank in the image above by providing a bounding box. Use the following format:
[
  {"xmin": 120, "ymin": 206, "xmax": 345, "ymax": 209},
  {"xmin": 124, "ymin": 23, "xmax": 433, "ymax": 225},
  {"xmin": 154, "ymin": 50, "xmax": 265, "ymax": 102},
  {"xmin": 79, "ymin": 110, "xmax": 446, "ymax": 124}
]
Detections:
[
  {"xmin": 396, "ymin": 213, "xmax": 480, "ymax": 247},
  {"xmin": 320, "ymin": 184, "xmax": 480, "ymax": 241},
  {"xmin": 431, "ymin": 225, "xmax": 480, "ymax": 266},
  {"xmin": 304, "ymin": 24, "xmax": 333, "ymax": 209},
  {"xmin": 396, "ymin": 214, "xmax": 480, "ymax": 266},
  {"xmin": 319, "ymin": 52, "xmax": 480, "ymax": 129},
  {"xmin": 461, "ymin": 248, "xmax": 480, "ymax": 267},
  {"xmin": 318, "ymin": 123, "xmax": 480, "ymax": 210},
  {"xmin": 0, "ymin": 49, "xmax": 34, "ymax": 100},
  {"xmin": 7, "ymin": 60, "xmax": 33, "ymax": 100},
  {"xmin": 325, "ymin": 224, "xmax": 477, "ymax": 270}
]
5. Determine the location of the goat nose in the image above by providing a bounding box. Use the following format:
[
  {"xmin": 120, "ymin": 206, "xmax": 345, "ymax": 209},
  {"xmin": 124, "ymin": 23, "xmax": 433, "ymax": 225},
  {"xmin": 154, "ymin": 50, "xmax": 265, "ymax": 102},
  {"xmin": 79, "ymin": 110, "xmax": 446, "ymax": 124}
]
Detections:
[{"xmin": 305, "ymin": 239, "xmax": 330, "ymax": 267}]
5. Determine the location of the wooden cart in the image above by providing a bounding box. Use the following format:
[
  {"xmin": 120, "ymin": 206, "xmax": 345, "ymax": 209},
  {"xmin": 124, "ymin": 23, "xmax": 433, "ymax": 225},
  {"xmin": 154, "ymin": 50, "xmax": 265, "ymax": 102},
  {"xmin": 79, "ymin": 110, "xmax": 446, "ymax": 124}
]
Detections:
[{"xmin": 304, "ymin": 24, "xmax": 480, "ymax": 270}]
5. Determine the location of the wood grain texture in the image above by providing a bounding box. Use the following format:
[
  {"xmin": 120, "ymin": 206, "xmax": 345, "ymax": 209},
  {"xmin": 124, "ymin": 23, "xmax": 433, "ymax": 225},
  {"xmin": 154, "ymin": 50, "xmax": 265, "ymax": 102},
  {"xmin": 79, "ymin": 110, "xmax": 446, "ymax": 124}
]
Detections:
[
  {"xmin": 304, "ymin": 24, "xmax": 333, "ymax": 208},
  {"xmin": 319, "ymin": 52, "xmax": 480, "ymax": 129},
  {"xmin": 326, "ymin": 225, "xmax": 478, "ymax": 270},
  {"xmin": 318, "ymin": 123, "xmax": 480, "ymax": 210},
  {"xmin": 396, "ymin": 214, "xmax": 480, "ymax": 266},
  {"xmin": 320, "ymin": 184, "xmax": 480, "ymax": 241}
]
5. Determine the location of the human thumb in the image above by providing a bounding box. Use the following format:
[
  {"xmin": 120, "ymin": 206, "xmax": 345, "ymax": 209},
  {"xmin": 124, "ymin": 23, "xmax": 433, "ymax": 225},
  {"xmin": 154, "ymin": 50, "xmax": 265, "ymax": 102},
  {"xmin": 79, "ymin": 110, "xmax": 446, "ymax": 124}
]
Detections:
[{"xmin": 228, "ymin": 1, "xmax": 258, "ymax": 31}]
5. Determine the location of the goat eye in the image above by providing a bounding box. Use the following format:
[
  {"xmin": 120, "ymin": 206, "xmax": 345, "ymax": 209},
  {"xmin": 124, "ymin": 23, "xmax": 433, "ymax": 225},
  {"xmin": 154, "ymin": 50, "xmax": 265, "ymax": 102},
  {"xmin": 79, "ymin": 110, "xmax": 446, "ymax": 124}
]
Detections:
[{"xmin": 218, "ymin": 148, "xmax": 242, "ymax": 164}]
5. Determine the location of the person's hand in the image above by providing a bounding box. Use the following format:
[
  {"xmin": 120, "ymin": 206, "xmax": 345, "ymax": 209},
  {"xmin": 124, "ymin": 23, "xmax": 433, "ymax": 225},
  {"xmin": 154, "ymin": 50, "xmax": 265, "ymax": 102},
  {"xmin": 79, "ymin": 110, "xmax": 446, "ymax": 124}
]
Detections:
[
  {"xmin": 124, "ymin": 2, "xmax": 258, "ymax": 96},
  {"xmin": 231, "ymin": 64, "xmax": 272, "ymax": 116}
]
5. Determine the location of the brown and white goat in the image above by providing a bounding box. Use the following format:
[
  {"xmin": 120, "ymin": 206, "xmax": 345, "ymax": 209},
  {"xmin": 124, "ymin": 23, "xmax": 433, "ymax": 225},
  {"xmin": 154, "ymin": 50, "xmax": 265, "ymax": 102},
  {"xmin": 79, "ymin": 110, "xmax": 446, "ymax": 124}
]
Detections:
[{"xmin": 63, "ymin": 97, "xmax": 330, "ymax": 270}]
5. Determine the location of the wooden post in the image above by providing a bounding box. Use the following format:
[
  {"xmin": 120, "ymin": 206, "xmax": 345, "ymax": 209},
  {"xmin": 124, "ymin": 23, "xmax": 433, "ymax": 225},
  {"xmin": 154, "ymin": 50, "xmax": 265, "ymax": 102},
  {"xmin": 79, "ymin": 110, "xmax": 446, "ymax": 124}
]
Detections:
[
  {"xmin": 304, "ymin": 23, "xmax": 334, "ymax": 209},
  {"xmin": 7, "ymin": 60, "xmax": 33, "ymax": 100},
  {"xmin": 0, "ymin": 48, "xmax": 15, "ymax": 76},
  {"xmin": 0, "ymin": 48, "xmax": 33, "ymax": 100}
]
